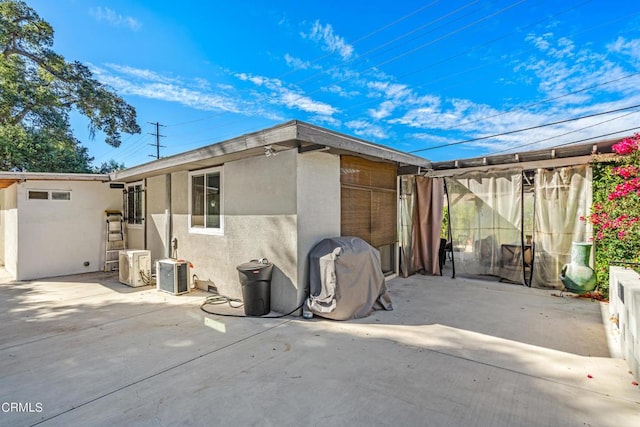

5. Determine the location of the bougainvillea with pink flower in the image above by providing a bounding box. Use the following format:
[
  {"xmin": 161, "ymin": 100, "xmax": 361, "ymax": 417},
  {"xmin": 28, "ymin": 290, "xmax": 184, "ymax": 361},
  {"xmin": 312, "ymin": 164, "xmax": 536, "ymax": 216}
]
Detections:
[{"xmin": 583, "ymin": 133, "xmax": 640, "ymax": 296}]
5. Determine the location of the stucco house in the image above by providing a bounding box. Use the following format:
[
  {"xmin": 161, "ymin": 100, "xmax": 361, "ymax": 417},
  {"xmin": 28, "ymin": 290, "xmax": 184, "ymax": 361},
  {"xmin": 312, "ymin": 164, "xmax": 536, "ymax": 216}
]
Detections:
[
  {"xmin": 110, "ymin": 120, "xmax": 431, "ymax": 313},
  {"xmin": 0, "ymin": 120, "xmax": 431, "ymax": 314}
]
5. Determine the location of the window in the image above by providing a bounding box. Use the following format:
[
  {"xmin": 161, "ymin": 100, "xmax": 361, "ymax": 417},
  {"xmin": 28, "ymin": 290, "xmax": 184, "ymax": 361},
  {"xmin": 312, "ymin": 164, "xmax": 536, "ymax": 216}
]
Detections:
[
  {"xmin": 123, "ymin": 182, "xmax": 144, "ymax": 225},
  {"xmin": 189, "ymin": 167, "xmax": 223, "ymax": 234},
  {"xmin": 28, "ymin": 190, "xmax": 71, "ymax": 200},
  {"xmin": 52, "ymin": 191, "xmax": 71, "ymax": 200},
  {"xmin": 28, "ymin": 191, "xmax": 49, "ymax": 200}
]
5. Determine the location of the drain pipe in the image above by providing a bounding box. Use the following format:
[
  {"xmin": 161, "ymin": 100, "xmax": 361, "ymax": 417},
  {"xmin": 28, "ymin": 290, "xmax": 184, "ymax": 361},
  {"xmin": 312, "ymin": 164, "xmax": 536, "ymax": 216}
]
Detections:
[{"xmin": 165, "ymin": 173, "xmax": 172, "ymax": 259}]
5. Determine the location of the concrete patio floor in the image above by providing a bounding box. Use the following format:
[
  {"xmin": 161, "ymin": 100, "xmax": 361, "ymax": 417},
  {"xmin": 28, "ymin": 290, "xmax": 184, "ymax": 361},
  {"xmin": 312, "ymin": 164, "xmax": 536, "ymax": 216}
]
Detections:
[{"xmin": 1, "ymin": 270, "xmax": 638, "ymax": 426}]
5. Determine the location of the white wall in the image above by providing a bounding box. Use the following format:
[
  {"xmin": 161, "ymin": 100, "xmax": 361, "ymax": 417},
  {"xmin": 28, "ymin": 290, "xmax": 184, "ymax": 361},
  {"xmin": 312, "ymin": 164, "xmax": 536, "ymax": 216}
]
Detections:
[
  {"xmin": 16, "ymin": 181, "xmax": 121, "ymax": 280},
  {"xmin": 1, "ymin": 185, "xmax": 18, "ymax": 276},
  {"xmin": 609, "ymin": 266, "xmax": 640, "ymax": 382}
]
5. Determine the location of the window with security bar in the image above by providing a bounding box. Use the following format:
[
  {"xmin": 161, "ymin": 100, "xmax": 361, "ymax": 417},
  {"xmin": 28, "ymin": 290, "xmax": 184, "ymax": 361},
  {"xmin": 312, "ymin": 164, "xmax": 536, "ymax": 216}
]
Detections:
[{"xmin": 123, "ymin": 182, "xmax": 144, "ymax": 225}]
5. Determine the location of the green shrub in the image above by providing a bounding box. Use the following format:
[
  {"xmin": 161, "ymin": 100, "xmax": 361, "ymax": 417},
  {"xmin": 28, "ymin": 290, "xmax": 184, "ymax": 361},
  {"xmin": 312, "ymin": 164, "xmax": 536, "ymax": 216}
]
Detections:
[{"xmin": 586, "ymin": 134, "xmax": 640, "ymax": 297}]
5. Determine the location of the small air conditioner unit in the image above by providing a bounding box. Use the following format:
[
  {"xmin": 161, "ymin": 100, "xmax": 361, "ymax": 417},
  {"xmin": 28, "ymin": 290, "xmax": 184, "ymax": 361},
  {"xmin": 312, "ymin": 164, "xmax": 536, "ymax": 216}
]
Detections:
[
  {"xmin": 156, "ymin": 259, "xmax": 190, "ymax": 295},
  {"xmin": 118, "ymin": 250, "xmax": 151, "ymax": 287}
]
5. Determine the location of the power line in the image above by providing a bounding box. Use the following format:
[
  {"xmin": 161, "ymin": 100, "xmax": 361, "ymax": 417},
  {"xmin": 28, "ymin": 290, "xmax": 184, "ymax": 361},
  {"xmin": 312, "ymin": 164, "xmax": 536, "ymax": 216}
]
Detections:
[
  {"xmin": 294, "ymin": 0, "xmax": 483, "ymax": 87},
  {"xmin": 92, "ymin": 122, "xmax": 152, "ymax": 165},
  {"xmin": 409, "ymin": 103, "xmax": 640, "ymax": 153},
  {"xmin": 309, "ymin": 1, "xmax": 635, "ymax": 128},
  {"xmin": 440, "ymin": 72, "xmax": 640, "ymax": 132},
  {"xmin": 109, "ymin": 1, "xmax": 636, "ymax": 166},
  {"xmin": 164, "ymin": 0, "xmax": 595, "ymax": 149},
  {"xmin": 552, "ymin": 126, "xmax": 640, "ymax": 148},
  {"xmin": 290, "ymin": 0, "xmax": 605, "ymax": 128},
  {"xmin": 492, "ymin": 109, "xmax": 640, "ymax": 154},
  {"xmin": 164, "ymin": 1, "xmax": 444, "ymax": 128}
]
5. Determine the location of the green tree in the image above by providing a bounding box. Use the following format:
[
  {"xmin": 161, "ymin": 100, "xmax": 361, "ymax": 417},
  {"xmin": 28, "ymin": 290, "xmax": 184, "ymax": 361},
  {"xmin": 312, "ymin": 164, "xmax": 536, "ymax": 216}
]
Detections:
[
  {"xmin": 93, "ymin": 159, "xmax": 125, "ymax": 174},
  {"xmin": 0, "ymin": 0, "xmax": 140, "ymax": 172}
]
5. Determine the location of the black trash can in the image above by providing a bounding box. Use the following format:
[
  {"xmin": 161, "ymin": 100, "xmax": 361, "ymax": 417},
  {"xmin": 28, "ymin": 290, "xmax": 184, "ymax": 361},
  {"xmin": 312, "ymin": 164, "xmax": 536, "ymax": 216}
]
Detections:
[{"xmin": 236, "ymin": 259, "xmax": 273, "ymax": 316}]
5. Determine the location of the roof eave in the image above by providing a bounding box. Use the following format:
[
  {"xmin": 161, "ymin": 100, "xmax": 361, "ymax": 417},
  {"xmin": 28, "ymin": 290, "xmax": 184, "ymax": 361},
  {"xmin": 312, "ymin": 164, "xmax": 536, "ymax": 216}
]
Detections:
[{"xmin": 112, "ymin": 120, "xmax": 432, "ymax": 182}]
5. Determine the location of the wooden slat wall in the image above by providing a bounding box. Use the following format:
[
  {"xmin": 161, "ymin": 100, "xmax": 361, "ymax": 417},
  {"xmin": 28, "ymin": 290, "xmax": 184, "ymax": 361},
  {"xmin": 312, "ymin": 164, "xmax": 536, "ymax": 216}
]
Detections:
[
  {"xmin": 371, "ymin": 191, "xmax": 396, "ymax": 247},
  {"xmin": 340, "ymin": 156, "xmax": 397, "ymax": 247},
  {"xmin": 341, "ymin": 187, "xmax": 371, "ymax": 243},
  {"xmin": 340, "ymin": 156, "xmax": 396, "ymax": 190}
]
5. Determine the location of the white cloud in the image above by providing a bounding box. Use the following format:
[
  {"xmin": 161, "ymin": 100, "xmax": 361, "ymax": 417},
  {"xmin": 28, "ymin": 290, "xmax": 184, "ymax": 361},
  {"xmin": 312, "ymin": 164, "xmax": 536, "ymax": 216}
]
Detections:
[
  {"xmin": 368, "ymin": 101, "xmax": 398, "ymax": 120},
  {"xmin": 608, "ymin": 37, "xmax": 640, "ymax": 62},
  {"xmin": 302, "ymin": 20, "xmax": 354, "ymax": 59},
  {"xmin": 346, "ymin": 120, "xmax": 388, "ymax": 139},
  {"xmin": 410, "ymin": 133, "xmax": 458, "ymax": 144},
  {"xmin": 515, "ymin": 31, "xmax": 634, "ymax": 107},
  {"xmin": 322, "ymin": 84, "xmax": 359, "ymax": 97},
  {"xmin": 309, "ymin": 115, "xmax": 341, "ymax": 128},
  {"xmin": 91, "ymin": 64, "xmax": 248, "ymax": 115},
  {"xmin": 235, "ymin": 72, "xmax": 338, "ymax": 116},
  {"xmin": 103, "ymin": 63, "xmax": 176, "ymax": 84},
  {"xmin": 89, "ymin": 7, "xmax": 141, "ymax": 31},
  {"xmin": 525, "ymin": 33, "xmax": 552, "ymax": 51},
  {"xmin": 279, "ymin": 90, "xmax": 337, "ymax": 115},
  {"xmin": 284, "ymin": 54, "xmax": 311, "ymax": 70},
  {"xmin": 367, "ymin": 81, "xmax": 411, "ymax": 100}
]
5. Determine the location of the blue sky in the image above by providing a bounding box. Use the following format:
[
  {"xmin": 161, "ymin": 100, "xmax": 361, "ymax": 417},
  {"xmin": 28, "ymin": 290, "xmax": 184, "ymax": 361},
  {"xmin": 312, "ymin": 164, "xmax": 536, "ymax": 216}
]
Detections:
[{"xmin": 25, "ymin": 0, "xmax": 640, "ymax": 166}]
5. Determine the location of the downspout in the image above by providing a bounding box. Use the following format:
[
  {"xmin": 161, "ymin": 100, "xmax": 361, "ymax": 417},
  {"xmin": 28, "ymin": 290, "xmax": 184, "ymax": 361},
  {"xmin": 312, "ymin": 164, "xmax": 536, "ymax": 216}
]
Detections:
[{"xmin": 165, "ymin": 173, "xmax": 172, "ymax": 259}]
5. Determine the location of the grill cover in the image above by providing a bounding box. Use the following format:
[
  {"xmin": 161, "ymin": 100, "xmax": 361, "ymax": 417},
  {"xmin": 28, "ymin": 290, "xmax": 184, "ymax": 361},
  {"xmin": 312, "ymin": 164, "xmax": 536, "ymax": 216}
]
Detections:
[{"xmin": 306, "ymin": 237, "xmax": 393, "ymax": 320}]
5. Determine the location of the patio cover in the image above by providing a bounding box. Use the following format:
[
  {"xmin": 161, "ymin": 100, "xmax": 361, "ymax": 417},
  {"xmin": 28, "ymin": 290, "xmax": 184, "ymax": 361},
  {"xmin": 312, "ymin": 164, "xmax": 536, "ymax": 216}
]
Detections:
[{"xmin": 306, "ymin": 237, "xmax": 393, "ymax": 320}]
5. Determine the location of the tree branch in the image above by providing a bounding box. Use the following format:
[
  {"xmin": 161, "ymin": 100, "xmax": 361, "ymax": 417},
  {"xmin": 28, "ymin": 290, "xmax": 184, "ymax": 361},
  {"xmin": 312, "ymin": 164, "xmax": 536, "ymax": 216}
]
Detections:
[
  {"xmin": 3, "ymin": 46, "xmax": 70, "ymax": 83},
  {"xmin": 11, "ymin": 104, "xmax": 33, "ymax": 124}
]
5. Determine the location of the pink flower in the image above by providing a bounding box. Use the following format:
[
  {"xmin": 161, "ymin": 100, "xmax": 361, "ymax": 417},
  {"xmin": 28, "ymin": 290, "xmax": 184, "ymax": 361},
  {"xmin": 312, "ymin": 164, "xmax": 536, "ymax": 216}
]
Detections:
[{"xmin": 612, "ymin": 137, "xmax": 639, "ymax": 155}]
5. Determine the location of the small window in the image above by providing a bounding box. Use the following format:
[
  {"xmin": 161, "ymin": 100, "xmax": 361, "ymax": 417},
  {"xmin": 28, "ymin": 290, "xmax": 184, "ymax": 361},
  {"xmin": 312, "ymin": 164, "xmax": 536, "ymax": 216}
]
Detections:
[
  {"xmin": 52, "ymin": 191, "xmax": 71, "ymax": 200},
  {"xmin": 28, "ymin": 191, "xmax": 49, "ymax": 200},
  {"xmin": 123, "ymin": 182, "xmax": 144, "ymax": 225},
  {"xmin": 189, "ymin": 167, "xmax": 223, "ymax": 234},
  {"xmin": 28, "ymin": 190, "xmax": 71, "ymax": 201}
]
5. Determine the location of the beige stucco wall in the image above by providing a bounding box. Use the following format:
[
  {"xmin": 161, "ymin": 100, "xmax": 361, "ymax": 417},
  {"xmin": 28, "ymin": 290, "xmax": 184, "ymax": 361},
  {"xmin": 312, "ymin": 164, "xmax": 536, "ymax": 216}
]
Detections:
[
  {"xmin": 146, "ymin": 175, "xmax": 168, "ymax": 262},
  {"xmin": 166, "ymin": 150, "xmax": 298, "ymax": 312},
  {"xmin": 295, "ymin": 151, "xmax": 341, "ymax": 307},
  {"xmin": 144, "ymin": 148, "xmax": 341, "ymax": 313},
  {"xmin": 15, "ymin": 181, "xmax": 121, "ymax": 280},
  {"xmin": 1, "ymin": 185, "xmax": 18, "ymax": 276}
]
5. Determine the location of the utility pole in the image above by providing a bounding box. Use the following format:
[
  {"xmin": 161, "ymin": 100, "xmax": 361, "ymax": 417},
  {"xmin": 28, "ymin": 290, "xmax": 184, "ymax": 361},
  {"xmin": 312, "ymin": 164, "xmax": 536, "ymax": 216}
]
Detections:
[{"xmin": 148, "ymin": 122, "xmax": 166, "ymax": 159}]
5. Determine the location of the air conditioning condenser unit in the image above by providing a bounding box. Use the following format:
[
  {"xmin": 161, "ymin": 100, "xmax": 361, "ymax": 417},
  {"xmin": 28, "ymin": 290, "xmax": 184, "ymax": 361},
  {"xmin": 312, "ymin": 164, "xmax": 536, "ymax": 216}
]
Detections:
[
  {"xmin": 119, "ymin": 250, "xmax": 151, "ymax": 287},
  {"xmin": 156, "ymin": 259, "xmax": 190, "ymax": 295}
]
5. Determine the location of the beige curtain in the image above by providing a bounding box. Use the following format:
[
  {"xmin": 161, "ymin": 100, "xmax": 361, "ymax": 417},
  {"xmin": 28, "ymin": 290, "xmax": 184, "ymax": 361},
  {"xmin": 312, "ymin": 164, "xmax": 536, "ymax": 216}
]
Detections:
[
  {"xmin": 411, "ymin": 176, "xmax": 445, "ymax": 275},
  {"xmin": 399, "ymin": 176, "xmax": 416, "ymax": 278},
  {"xmin": 533, "ymin": 166, "xmax": 591, "ymax": 288},
  {"xmin": 446, "ymin": 171, "xmax": 525, "ymax": 283}
]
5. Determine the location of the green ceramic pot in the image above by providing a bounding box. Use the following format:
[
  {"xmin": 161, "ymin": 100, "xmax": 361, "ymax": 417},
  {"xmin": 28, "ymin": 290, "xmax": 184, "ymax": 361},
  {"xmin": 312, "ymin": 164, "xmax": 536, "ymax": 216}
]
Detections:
[{"xmin": 560, "ymin": 242, "xmax": 597, "ymax": 294}]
